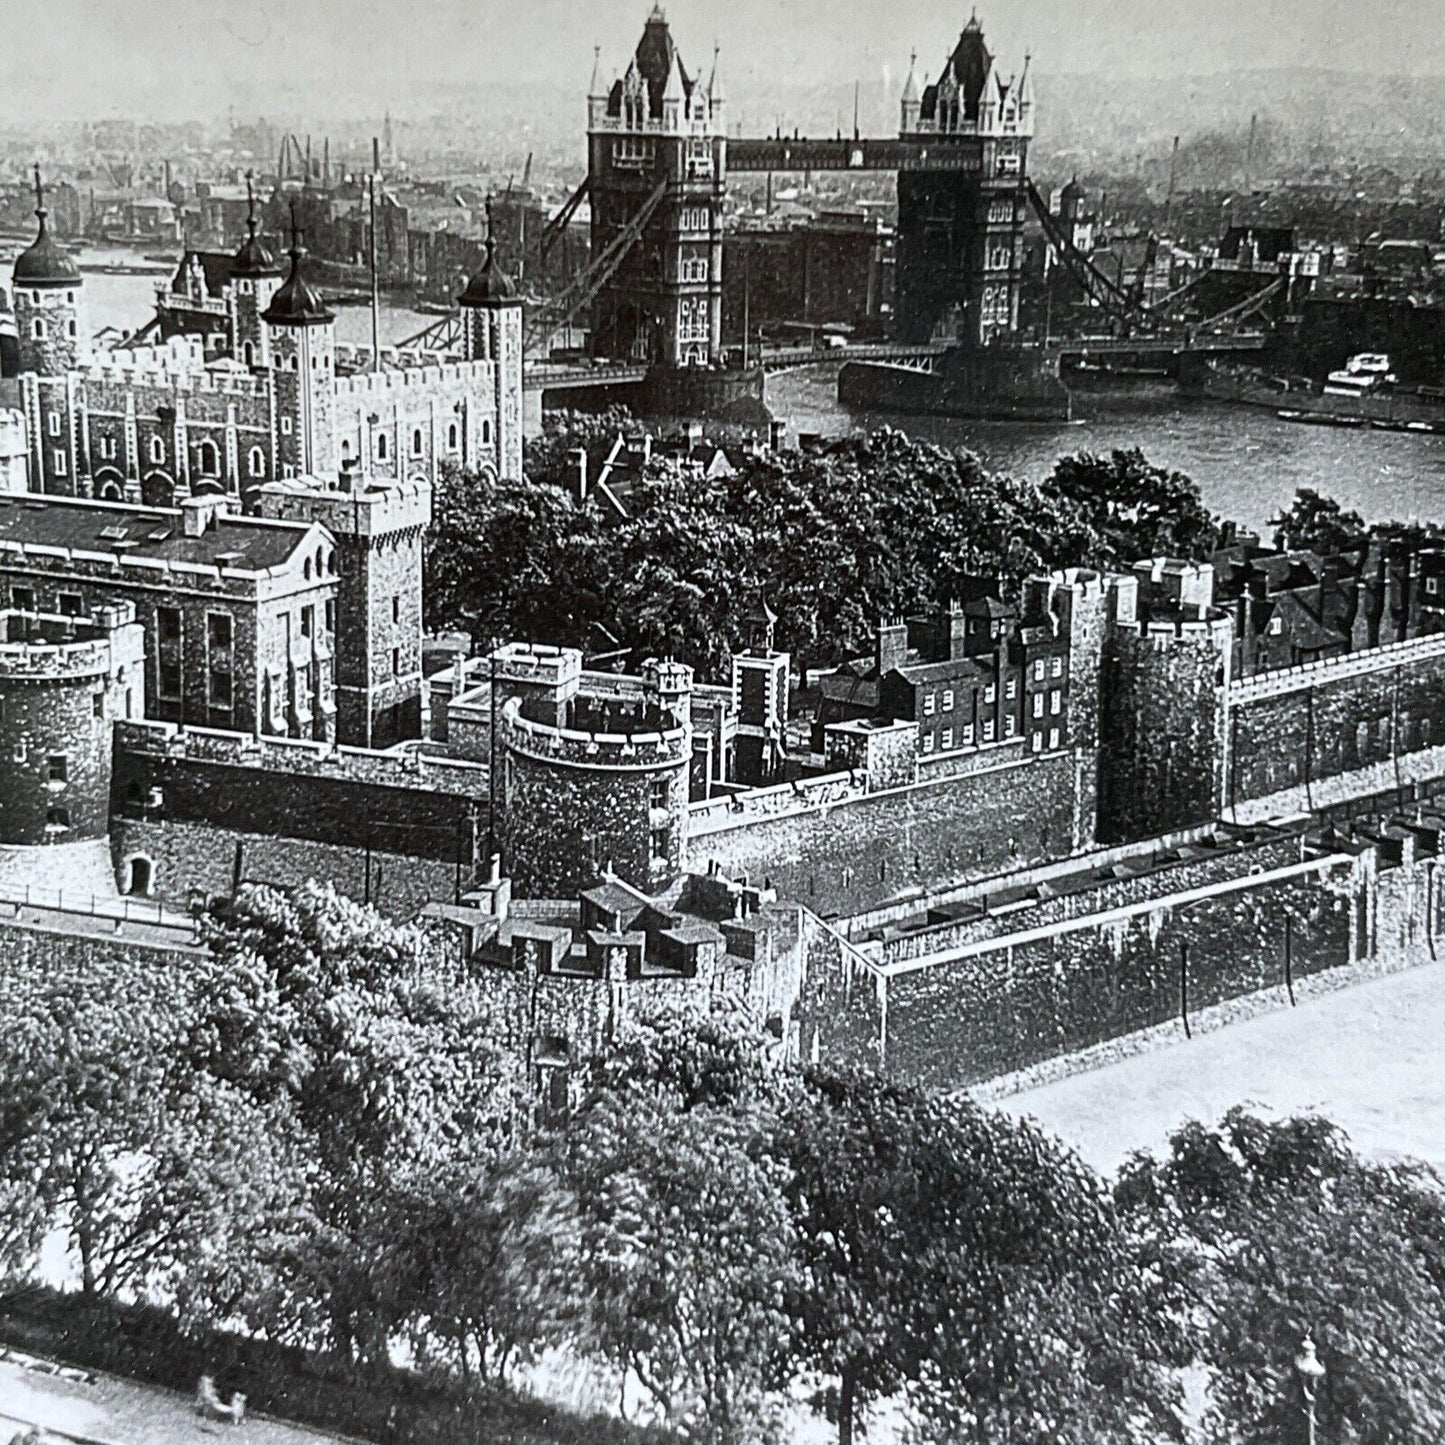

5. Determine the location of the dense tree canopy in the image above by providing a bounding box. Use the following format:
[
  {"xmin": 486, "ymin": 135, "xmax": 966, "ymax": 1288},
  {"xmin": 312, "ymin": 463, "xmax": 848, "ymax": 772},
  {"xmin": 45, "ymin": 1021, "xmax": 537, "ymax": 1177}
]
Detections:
[
  {"xmin": 424, "ymin": 418, "xmax": 1228, "ymax": 677},
  {"xmin": 5, "ymin": 897, "xmax": 1445, "ymax": 1445},
  {"xmin": 1118, "ymin": 1109, "xmax": 1445, "ymax": 1445}
]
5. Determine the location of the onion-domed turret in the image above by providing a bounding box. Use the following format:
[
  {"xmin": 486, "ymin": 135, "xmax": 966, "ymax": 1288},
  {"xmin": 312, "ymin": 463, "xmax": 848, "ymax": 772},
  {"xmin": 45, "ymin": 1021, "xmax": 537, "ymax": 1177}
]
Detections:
[
  {"xmin": 263, "ymin": 219, "xmax": 334, "ymax": 326},
  {"xmin": 231, "ymin": 173, "xmax": 282, "ymax": 278},
  {"xmin": 456, "ymin": 239, "xmax": 518, "ymax": 309},
  {"xmin": 14, "ymin": 166, "xmax": 80, "ymax": 289}
]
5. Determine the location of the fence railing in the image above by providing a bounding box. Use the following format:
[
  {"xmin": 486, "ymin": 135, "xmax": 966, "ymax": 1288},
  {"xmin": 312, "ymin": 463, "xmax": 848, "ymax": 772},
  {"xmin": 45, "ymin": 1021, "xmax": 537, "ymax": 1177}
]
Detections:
[{"xmin": 0, "ymin": 882, "xmax": 199, "ymax": 940}]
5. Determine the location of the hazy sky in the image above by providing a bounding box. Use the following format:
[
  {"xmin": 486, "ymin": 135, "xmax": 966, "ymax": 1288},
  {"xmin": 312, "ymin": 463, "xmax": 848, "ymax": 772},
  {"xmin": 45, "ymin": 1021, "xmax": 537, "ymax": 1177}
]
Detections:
[{"xmin": 6, "ymin": 0, "xmax": 1444, "ymax": 123}]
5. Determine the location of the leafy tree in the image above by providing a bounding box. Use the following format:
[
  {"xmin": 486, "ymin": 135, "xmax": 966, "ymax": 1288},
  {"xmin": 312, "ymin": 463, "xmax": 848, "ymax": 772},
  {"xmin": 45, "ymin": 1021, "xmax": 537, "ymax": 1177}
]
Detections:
[
  {"xmin": 1270, "ymin": 488, "xmax": 1367, "ymax": 554},
  {"xmin": 1116, "ymin": 1109, "xmax": 1445, "ymax": 1445},
  {"xmin": 1048, "ymin": 447, "xmax": 1222, "ymax": 565},
  {"xmin": 778, "ymin": 1069, "xmax": 1186, "ymax": 1445},
  {"xmin": 189, "ymin": 882, "xmax": 525, "ymax": 1360},
  {"xmin": 0, "ymin": 957, "xmax": 189, "ymax": 1299},
  {"xmin": 562, "ymin": 1093, "xmax": 799, "ymax": 1443},
  {"xmin": 365, "ymin": 1152, "xmax": 581, "ymax": 1387},
  {"xmin": 586, "ymin": 1004, "xmax": 781, "ymax": 1115}
]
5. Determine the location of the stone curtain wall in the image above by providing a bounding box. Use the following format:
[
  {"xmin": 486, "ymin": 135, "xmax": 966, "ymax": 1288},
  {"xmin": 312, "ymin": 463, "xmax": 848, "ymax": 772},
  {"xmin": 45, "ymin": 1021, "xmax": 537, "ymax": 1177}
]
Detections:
[
  {"xmin": 113, "ymin": 723, "xmax": 489, "ymax": 866},
  {"xmin": 112, "ymin": 816, "xmax": 461, "ymax": 920},
  {"xmin": 876, "ymin": 832, "xmax": 1308, "ymax": 967},
  {"xmin": 688, "ymin": 751, "xmax": 1080, "ymax": 916},
  {"xmin": 1228, "ymin": 637, "xmax": 1445, "ymax": 810},
  {"xmin": 809, "ymin": 843, "xmax": 1369, "ymax": 1092}
]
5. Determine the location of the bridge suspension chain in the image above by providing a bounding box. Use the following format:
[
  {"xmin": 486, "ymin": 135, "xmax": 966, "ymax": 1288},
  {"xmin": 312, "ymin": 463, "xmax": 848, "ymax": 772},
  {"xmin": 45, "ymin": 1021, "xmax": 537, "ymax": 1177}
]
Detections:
[
  {"xmin": 536, "ymin": 176, "xmax": 590, "ymax": 264},
  {"xmin": 1195, "ymin": 276, "xmax": 1284, "ymax": 330}
]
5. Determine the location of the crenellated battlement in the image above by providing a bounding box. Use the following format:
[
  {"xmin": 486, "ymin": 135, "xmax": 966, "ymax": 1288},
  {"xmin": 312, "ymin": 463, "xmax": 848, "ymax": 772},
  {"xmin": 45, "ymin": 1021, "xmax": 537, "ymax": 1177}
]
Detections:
[
  {"xmin": 257, "ymin": 474, "xmax": 433, "ymax": 538},
  {"xmin": 500, "ymin": 695, "xmax": 690, "ymax": 771},
  {"xmin": 331, "ymin": 356, "xmax": 493, "ymax": 399},
  {"xmin": 79, "ymin": 354, "xmax": 268, "ymax": 400},
  {"xmin": 0, "ymin": 605, "xmax": 141, "ymax": 681},
  {"xmin": 1112, "ymin": 614, "xmax": 1234, "ymax": 647},
  {"xmin": 115, "ymin": 718, "xmax": 491, "ymax": 793}
]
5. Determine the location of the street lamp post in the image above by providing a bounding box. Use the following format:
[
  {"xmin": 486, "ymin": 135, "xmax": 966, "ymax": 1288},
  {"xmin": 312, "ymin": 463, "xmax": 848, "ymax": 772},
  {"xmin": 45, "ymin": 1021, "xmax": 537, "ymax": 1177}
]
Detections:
[{"xmin": 1295, "ymin": 1334, "xmax": 1326, "ymax": 1445}]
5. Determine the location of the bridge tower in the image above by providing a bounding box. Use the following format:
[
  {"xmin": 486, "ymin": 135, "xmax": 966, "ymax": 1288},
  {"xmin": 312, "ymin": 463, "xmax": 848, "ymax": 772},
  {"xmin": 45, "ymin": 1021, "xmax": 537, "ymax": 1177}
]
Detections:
[
  {"xmin": 895, "ymin": 16, "xmax": 1033, "ymax": 347},
  {"xmin": 587, "ymin": 6, "xmax": 726, "ymax": 368}
]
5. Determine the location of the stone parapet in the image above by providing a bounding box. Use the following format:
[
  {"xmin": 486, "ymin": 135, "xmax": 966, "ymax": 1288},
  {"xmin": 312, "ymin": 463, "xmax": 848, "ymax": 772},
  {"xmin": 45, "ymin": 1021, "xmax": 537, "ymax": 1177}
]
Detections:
[{"xmin": 499, "ymin": 696, "xmax": 689, "ymax": 772}]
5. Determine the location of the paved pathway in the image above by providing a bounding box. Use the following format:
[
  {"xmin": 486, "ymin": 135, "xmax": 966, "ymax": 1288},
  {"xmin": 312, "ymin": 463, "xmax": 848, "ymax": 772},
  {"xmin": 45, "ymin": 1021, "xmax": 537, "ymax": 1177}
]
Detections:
[
  {"xmin": 999, "ymin": 961, "xmax": 1445, "ymax": 1175},
  {"xmin": 0, "ymin": 1355, "xmax": 362, "ymax": 1445}
]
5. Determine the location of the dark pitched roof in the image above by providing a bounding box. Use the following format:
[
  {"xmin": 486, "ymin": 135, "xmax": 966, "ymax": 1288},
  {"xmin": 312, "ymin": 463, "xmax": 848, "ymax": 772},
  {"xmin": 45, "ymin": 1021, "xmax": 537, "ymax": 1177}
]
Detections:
[
  {"xmin": 171, "ymin": 250, "xmax": 236, "ymax": 299},
  {"xmin": 609, "ymin": 5, "xmax": 693, "ymax": 119},
  {"xmin": 920, "ymin": 14, "xmax": 993, "ymax": 123}
]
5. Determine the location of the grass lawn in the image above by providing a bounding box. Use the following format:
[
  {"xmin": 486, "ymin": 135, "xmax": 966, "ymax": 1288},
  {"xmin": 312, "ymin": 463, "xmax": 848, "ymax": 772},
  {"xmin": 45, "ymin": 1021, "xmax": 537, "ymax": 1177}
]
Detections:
[{"xmin": 997, "ymin": 962, "xmax": 1445, "ymax": 1176}]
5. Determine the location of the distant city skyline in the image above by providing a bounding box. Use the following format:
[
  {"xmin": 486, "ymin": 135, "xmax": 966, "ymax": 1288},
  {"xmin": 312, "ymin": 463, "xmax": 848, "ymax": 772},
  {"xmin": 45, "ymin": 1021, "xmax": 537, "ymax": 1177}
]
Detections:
[{"xmin": 4, "ymin": 0, "xmax": 1443, "ymax": 125}]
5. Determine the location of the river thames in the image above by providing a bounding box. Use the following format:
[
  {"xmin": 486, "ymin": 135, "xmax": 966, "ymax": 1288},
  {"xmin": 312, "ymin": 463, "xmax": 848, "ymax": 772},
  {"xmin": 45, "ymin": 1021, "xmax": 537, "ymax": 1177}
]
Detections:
[
  {"xmin": 77, "ymin": 258, "xmax": 1445, "ymax": 537},
  {"xmin": 767, "ymin": 363, "xmax": 1445, "ymax": 536}
]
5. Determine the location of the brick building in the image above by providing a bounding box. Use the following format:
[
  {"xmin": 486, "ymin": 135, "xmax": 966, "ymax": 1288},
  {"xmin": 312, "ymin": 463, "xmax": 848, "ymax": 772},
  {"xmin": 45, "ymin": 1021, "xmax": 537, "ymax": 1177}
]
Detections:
[
  {"xmin": 814, "ymin": 585, "xmax": 1071, "ymax": 760},
  {"xmin": 0, "ymin": 492, "xmax": 337, "ymax": 740}
]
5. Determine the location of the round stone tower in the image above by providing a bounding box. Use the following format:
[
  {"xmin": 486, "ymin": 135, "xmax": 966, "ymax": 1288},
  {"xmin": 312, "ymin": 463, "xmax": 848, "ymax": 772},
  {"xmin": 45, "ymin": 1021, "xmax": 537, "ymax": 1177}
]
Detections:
[
  {"xmin": 0, "ymin": 602, "xmax": 144, "ymax": 893},
  {"xmin": 494, "ymin": 643, "xmax": 692, "ymax": 898}
]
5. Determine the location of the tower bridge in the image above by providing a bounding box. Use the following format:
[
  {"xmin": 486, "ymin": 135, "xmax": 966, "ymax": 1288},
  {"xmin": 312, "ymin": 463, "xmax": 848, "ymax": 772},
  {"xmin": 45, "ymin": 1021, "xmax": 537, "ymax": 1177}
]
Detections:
[{"xmin": 497, "ymin": 6, "xmax": 1277, "ymax": 415}]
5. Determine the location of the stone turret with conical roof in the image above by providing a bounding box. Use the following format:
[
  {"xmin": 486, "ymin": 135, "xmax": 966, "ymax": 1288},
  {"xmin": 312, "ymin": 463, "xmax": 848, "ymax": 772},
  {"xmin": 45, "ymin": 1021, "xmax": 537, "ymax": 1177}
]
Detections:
[
  {"xmin": 456, "ymin": 204, "xmax": 523, "ymax": 480},
  {"xmin": 13, "ymin": 165, "xmax": 88, "ymax": 378},
  {"xmin": 265, "ymin": 212, "xmax": 336, "ymax": 478},
  {"xmin": 231, "ymin": 172, "xmax": 285, "ymax": 369}
]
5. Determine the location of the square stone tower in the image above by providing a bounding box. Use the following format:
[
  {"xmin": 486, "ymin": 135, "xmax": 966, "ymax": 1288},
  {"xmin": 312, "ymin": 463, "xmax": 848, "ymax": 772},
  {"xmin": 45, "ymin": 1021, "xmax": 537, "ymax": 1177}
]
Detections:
[{"xmin": 587, "ymin": 6, "xmax": 726, "ymax": 367}]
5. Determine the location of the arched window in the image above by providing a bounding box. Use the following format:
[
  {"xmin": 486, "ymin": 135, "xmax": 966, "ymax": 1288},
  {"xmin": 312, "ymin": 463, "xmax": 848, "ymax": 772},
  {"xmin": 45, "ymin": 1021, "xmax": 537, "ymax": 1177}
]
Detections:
[
  {"xmin": 447, "ymin": 423, "xmax": 458, "ymax": 451},
  {"xmin": 197, "ymin": 440, "xmax": 219, "ymax": 475},
  {"xmin": 243, "ymin": 340, "xmax": 256, "ymax": 366},
  {"xmin": 304, "ymin": 557, "xmax": 312, "ymax": 580},
  {"xmin": 481, "ymin": 418, "xmax": 492, "ymax": 445},
  {"xmin": 410, "ymin": 427, "xmax": 424, "ymax": 458},
  {"xmin": 66, "ymin": 319, "xmax": 77, "ymax": 338},
  {"xmin": 341, "ymin": 437, "xmax": 353, "ymax": 460},
  {"xmin": 315, "ymin": 545, "xmax": 324, "ymax": 576},
  {"xmin": 248, "ymin": 446, "xmax": 265, "ymax": 477},
  {"xmin": 377, "ymin": 432, "xmax": 389, "ymax": 461},
  {"xmin": 149, "ymin": 437, "xmax": 164, "ymax": 464},
  {"xmin": 32, "ymin": 318, "xmax": 45, "ymax": 340}
]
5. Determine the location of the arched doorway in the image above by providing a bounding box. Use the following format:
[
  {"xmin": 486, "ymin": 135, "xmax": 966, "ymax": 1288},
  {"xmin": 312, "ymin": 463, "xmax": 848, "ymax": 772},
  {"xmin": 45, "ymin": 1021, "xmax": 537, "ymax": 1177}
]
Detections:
[{"xmin": 125, "ymin": 856, "xmax": 153, "ymax": 896}]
